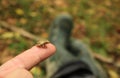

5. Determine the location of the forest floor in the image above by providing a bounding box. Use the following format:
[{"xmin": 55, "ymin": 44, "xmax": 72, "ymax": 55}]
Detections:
[{"xmin": 0, "ymin": 0, "xmax": 120, "ymax": 78}]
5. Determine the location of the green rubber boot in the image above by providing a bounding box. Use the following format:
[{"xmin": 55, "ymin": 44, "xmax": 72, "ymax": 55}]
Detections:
[{"xmin": 46, "ymin": 14, "xmax": 108, "ymax": 78}]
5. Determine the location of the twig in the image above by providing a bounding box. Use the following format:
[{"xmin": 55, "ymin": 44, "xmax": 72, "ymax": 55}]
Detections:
[
  {"xmin": 0, "ymin": 21, "xmax": 39, "ymax": 41},
  {"xmin": 93, "ymin": 52, "xmax": 113, "ymax": 64}
]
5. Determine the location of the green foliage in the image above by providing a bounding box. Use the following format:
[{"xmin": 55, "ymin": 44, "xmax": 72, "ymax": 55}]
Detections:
[{"xmin": 8, "ymin": 37, "xmax": 29, "ymax": 55}]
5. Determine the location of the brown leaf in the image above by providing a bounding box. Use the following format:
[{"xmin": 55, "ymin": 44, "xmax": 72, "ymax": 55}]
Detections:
[{"xmin": 7, "ymin": 18, "xmax": 17, "ymax": 25}]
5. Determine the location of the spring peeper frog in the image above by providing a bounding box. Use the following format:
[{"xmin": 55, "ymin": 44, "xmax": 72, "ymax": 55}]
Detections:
[{"xmin": 36, "ymin": 39, "xmax": 50, "ymax": 48}]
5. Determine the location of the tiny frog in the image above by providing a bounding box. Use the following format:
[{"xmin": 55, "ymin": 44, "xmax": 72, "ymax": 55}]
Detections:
[{"xmin": 36, "ymin": 40, "xmax": 50, "ymax": 48}]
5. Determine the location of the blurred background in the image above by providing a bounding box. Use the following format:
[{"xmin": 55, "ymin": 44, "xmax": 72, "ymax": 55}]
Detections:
[{"xmin": 0, "ymin": 0, "xmax": 120, "ymax": 78}]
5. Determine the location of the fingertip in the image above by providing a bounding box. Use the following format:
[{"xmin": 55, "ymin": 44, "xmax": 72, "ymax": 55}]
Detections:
[
  {"xmin": 47, "ymin": 43, "xmax": 56, "ymax": 54},
  {"xmin": 32, "ymin": 43, "xmax": 56, "ymax": 57}
]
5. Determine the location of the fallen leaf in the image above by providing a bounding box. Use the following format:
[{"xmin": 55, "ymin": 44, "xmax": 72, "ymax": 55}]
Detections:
[
  {"xmin": 29, "ymin": 12, "xmax": 38, "ymax": 17},
  {"xmin": 41, "ymin": 32, "xmax": 48, "ymax": 38},
  {"xmin": 30, "ymin": 67, "xmax": 42, "ymax": 76},
  {"xmin": 1, "ymin": 0, "xmax": 9, "ymax": 8},
  {"xmin": 1, "ymin": 32, "xmax": 14, "ymax": 39},
  {"xmin": 15, "ymin": 8, "xmax": 24, "ymax": 15},
  {"xmin": 20, "ymin": 18, "xmax": 27, "ymax": 24},
  {"xmin": 7, "ymin": 18, "xmax": 17, "ymax": 25},
  {"xmin": 108, "ymin": 69, "xmax": 119, "ymax": 78}
]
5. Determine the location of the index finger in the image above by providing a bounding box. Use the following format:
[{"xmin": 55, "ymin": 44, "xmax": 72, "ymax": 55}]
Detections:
[{"xmin": 0, "ymin": 43, "xmax": 56, "ymax": 77}]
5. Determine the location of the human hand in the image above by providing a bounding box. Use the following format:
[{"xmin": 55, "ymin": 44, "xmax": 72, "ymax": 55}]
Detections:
[{"xmin": 0, "ymin": 43, "xmax": 56, "ymax": 78}]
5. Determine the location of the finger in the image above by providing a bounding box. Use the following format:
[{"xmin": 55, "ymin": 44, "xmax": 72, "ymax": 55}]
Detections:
[
  {"xmin": 0, "ymin": 43, "xmax": 56, "ymax": 77},
  {"xmin": 5, "ymin": 68, "xmax": 33, "ymax": 78}
]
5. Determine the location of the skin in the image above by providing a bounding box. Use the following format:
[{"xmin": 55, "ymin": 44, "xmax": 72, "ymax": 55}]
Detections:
[{"xmin": 0, "ymin": 43, "xmax": 56, "ymax": 78}]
